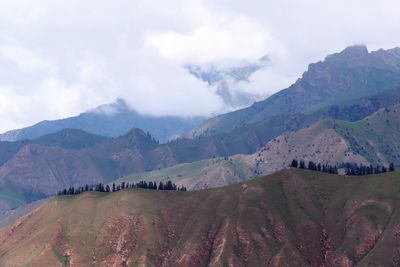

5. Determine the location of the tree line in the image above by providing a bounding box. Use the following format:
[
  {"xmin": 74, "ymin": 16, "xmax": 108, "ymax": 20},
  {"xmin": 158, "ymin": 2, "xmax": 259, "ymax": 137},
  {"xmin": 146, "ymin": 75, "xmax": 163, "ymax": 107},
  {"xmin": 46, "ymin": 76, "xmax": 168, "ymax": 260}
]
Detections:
[
  {"xmin": 57, "ymin": 180, "xmax": 187, "ymax": 196},
  {"xmin": 290, "ymin": 159, "xmax": 395, "ymax": 176},
  {"xmin": 337, "ymin": 162, "xmax": 395, "ymax": 176},
  {"xmin": 290, "ymin": 159, "xmax": 338, "ymax": 174}
]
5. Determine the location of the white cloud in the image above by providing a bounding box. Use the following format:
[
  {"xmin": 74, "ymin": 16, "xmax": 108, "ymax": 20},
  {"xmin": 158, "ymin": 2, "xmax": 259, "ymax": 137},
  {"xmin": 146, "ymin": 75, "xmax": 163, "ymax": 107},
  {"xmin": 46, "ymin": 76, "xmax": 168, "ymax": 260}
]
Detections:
[
  {"xmin": 145, "ymin": 15, "xmax": 271, "ymax": 64},
  {"xmin": 0, "ymin": 0, "xmax": 400, "ymax": 132},
  {"xmin": 0, "ymin": 44, "xmax": 57, "ymax": 73}
]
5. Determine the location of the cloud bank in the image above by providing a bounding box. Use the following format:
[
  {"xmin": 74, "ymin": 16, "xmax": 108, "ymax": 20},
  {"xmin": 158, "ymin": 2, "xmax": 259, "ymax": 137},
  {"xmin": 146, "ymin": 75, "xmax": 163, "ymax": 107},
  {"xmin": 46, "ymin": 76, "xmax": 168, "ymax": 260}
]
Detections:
[{"xmin": 0, "ymin": 0, "xmax": 400, "ymax": 131}]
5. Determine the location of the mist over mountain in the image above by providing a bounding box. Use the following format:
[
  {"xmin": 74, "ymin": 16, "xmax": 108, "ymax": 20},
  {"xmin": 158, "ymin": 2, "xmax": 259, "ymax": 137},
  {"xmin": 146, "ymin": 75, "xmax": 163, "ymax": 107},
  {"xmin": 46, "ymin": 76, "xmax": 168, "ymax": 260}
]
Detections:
[
  {"xmin": 1, "ymin": 45, "xmax": 400, "ymax": 266},
  {"xmin": 0, "ymin": 99, "xmax": 205, "ymax": 143},
  {"xmin": 186, "ymin": 55, "xmax": 270, "ymax": 110},
  {"xmin": 189, "ymin": 45, "xmax": 400, "ymax": 138},
  {"xmin": 2, "ymin": 46, "xmax": 400, "ymax": 214}
]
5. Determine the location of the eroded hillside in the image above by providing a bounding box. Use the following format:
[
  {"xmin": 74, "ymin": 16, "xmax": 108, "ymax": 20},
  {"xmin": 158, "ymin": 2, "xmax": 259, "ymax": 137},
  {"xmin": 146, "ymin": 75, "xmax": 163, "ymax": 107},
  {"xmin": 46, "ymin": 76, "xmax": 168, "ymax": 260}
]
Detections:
[{"xmin": 1, "ymin": 169, "xmax": 400, "ymax": 266}]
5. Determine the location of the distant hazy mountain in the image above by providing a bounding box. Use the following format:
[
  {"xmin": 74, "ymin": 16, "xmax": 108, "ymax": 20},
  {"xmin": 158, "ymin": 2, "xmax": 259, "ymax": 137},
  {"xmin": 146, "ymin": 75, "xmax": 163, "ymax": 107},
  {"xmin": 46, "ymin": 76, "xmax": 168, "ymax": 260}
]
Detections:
[
  {"xmin": 0, "ymin": 99, "xmax": 205, "ymax": 143},
  {"xmin": 186, "ymin": 55, "xmax": 269, "ymax": 110},
  {"xmin": 189, "ymin": 45, "xmax": 400, "ymax": 138}
]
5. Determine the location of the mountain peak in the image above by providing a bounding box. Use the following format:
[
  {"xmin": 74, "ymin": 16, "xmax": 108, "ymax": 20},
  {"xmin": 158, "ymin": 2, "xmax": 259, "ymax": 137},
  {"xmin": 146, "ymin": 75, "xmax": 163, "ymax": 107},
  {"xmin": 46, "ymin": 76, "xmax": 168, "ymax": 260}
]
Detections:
[
  {"xmin": 89, "ymin": 98, "xmax": 133, "ymax": 115},
  {"xmin": 32, "ymin": 128, "xmax": 108, "ymax": 149},
  {"xmin": 324, "ymin": 44, "xmax": 369, "ymax": 64},
  {"xmin": 123, "ymin": 128, "xmax": 147, "ymax": 137},
  {"xmin": 341, "ymin": 44, "xmax": 369, "ymax": 55}
]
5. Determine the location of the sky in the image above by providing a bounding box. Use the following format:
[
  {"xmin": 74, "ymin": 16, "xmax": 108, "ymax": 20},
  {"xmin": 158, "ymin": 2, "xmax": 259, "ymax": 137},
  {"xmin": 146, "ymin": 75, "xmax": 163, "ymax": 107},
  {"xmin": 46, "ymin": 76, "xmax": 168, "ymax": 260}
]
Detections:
[{"xmin": 0, "ymin": 0, "xmax": 400, "ymax": 132}]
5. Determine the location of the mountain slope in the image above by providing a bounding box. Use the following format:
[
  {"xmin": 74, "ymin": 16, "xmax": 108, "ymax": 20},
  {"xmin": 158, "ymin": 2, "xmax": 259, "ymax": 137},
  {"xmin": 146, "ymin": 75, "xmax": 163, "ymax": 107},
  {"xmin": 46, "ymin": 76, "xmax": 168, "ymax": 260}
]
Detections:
[
  {"xmin": 0, "ymin": 129, "xmax": 162, "ymax": 211},
  {"xmin": 0, "ymin": 125, "xmax": 261, "ymax": 211},
  {"xmin": 251, "ymin": 103, "xmax": 400, "ymax": 174},
  {"xmin": 0, "ymin": 99, "xmax": 205, "ymax": 143},
  {"xmin": 189, "ymin": 45, "xmax": 400, "ymax": 138},
  {"xmin": 113, "ymin": 157, "xmax": 257, "ymax": 190},
  {"xmin": 116, "ymin": 102, "xmax": 400, "ymax": 190},
  {"xmin": 1, "ymin": 169, "xmax": 400, "ymax": 266},
  {"xmin": 0, "ymin": 141, "xmax": 25, "ymax": 166}
]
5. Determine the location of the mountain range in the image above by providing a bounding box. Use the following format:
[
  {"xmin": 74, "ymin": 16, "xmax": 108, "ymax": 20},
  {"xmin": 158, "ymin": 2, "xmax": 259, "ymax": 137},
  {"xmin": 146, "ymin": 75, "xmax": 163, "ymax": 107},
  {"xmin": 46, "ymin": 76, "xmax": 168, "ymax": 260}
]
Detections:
[
  {"xmin": 1, "ymin": 46, "xmax": 400, "ymax": 214},
  {"xmin": 114, "ymin": 102, "xmax": 400, "ymax": 191},
  {"xmin": 2, "ymin": 45, "xmax": 400, "ymax": 266},
  {"xmin": 0, "ymin": 99, "xmax": 205, "ymax": 144}
]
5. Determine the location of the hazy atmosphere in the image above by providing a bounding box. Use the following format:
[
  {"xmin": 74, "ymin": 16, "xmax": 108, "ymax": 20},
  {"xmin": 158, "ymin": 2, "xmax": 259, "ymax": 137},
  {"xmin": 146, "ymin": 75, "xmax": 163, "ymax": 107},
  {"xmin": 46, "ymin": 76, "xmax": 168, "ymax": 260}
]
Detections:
[{"xmin": 1, "ymin": 0, "xmax": 400, "ymax": 132}]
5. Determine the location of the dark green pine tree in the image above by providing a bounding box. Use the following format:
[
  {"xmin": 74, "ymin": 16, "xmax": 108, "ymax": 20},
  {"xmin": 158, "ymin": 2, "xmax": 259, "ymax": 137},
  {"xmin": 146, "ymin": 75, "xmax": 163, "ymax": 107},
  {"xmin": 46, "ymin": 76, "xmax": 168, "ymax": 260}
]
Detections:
[
  {"xmin": 290, "ymin": 159, "xmax": 298, "ymax": 168},
  {"xmin": 389, "ymin": 163, "xmax": 395, "ymax": 172}
]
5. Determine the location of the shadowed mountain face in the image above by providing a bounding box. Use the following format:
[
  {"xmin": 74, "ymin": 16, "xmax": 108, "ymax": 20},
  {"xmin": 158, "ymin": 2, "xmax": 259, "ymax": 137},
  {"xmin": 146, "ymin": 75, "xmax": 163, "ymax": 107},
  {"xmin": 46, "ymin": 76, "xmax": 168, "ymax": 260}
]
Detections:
[
  {"xmin": 0, "ymin": 128, "xmax": 162, "ymax": 211},
  {"xmin": 0, "ymin": 99, "xmax": 205, "ymax": 143},
  {"xmin": 2, "ymin": 169, "xmax": 400, "ymax": 266},
  {"xmin": 189, "ymin": 46, "xmax": 400, "ymax": 138}
]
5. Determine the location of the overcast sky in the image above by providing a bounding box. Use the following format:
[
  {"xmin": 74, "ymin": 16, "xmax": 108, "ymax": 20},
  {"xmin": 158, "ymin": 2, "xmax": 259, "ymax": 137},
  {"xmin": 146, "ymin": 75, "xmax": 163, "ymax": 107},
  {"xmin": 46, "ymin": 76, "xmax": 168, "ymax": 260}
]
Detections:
[{"xmin": 0, "ymin": 0, "xmax": 400, "ymax": 132}]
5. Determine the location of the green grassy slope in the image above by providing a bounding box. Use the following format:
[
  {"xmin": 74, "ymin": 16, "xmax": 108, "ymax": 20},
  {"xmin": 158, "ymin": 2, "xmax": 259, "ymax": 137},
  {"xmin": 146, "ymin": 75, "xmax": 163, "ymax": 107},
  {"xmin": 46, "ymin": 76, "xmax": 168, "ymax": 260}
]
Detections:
[{"xmin": 2, "ymin": 169, "xmax": 400, "ymax": 266}]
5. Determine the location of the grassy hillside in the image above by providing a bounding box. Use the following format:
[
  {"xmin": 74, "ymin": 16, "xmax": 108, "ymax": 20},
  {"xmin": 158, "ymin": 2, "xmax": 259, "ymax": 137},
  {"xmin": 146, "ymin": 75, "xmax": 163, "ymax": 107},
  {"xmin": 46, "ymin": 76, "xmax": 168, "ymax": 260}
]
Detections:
[
  {"xmin": 1, "ymin": 169, "xmax": 400, "ymax": 266},
  {"xmin": 112, "ymin": 157, "xmax": 256, "ymax": 190}
]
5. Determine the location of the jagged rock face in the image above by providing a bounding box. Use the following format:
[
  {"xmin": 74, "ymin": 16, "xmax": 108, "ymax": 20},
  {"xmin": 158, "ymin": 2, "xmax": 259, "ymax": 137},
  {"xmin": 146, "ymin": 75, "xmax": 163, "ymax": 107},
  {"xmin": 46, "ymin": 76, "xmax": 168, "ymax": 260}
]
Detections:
[{"xmin": 1, "ymin": 169, "xmax": 400, "ymax": 266}]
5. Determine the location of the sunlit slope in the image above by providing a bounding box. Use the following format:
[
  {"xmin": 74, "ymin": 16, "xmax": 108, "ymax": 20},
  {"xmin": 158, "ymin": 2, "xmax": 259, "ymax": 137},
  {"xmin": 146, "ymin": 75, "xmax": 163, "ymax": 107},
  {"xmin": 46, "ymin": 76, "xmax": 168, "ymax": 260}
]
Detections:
[
  {"xmin": 112, "ymin": 157, "xmax": 256, "ymax": 190},
  {"xmin": 1, "ymin": 169, "xmax": 400, "ymax": 266}
]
